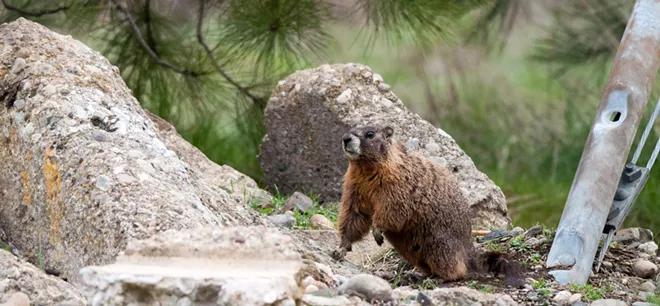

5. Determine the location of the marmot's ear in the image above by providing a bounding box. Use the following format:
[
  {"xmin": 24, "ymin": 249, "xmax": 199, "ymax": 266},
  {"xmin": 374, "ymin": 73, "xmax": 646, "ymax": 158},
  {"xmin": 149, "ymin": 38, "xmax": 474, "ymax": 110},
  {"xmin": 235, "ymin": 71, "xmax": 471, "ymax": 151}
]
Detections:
[{"xmin": 383, "ymin": 126, "xmax": 394, "ymax": 138}]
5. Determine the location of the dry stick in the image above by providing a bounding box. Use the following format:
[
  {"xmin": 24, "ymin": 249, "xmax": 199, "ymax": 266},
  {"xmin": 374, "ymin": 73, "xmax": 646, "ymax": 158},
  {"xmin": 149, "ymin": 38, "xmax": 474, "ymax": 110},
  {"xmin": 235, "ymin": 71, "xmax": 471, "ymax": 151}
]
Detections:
[
  {"xmin": 109, "ymin": 0, "xmax": 201, "ymax": 77},
  {"xmin": 196, "ymin": 0, "xmax": 266, "ymax": 107},
  {"xmin": 1, "ymin": 0, "xmax": 70, "ymax": 17}
]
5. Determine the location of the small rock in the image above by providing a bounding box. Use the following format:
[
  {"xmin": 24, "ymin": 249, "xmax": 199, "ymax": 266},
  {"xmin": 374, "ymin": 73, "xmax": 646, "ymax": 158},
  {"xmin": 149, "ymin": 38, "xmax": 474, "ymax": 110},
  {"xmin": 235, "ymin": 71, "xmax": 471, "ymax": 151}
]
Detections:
[
  {"xmin": 591, "ymin": 299, "xmax": 627, "ymax": 306},
  {"xmin": 336, "ymin": 89, "xmax": 352, "ymax": 104},
  {"xmin": 0, "ymin": 291, "xmax": 30, "ymax": 306},
  {"xmin": 335, "ymin": 275, "xmax": 348, "ymax": 285},
  {"xmin": 13, "ymin": 99, "xmax": 25, "ymax": 110},
  {"xmin": 511, "ymin": 227, "xmax": 524, "ymax": 235},
  {"xmin": 309, "ymin": 214, "xmax": 334, "ymax": 230},
  {"xmin": 116, "ymin": 173, "xmax": 136, "ymax": 186},
  {"xmin": 268, "ymin": 214, "xmax": 296, "ymax": 228},
  {"xmin": 302, "ymin": 276, "xmax": 316, "ymax": 288},
  {"xmin": 424, "ymin": 143, "xmax": 440, "ymax": 153},
  {"xmin": 380, "ymin": 97, "xmax": 393, "ymax": 108},
  {"xmin": 11, "ymin": 58, "xmax": 26, "ymax": 74},
  {"xmin": 526, "ymin": 291, "xmax": 538, "ymax": 302},
  {"xmin": 640, "ymin": 281, "xmax": 656, "ymax": 292},
  {"xmin": 302, "ymin": 295, "xmax": 351, "ymax": 306},
  {"xmin": 633, "ymin": 259, "xmax": 659, "ymax": 279},
  {"xmin": 373, "ymin": 73, "xmax": 383, "ymax": 83},
  {"xmin": 639, "ymin": 291, "xmax": 653, "ymax": 301},
  {"xmin": 305, "ymin": 285, "xmax": 319, "ymax": 293},
  {"xmin": 639, "ymin": 241, "xmax": 658, "ymax": 255},
  {"xmin": 378, "ymin": 83, "xmax": 391, "ymax": 91},
  {"xmin": 284, "ymin": 191, "xmax": 313, "ymax": 213},
  {"xmin": 569, "ymin": 293, "xmax": 582, "ymax": 304},
  {"xmin": 95, "ymin": 175, "xmax": 111, "ymax": 191},
  {"xmin": 553, "ymin": 290, "xmax": 572, "ymax": 305},
  {"xmin": 406, "ymin": 138, "xmax": 420, "ymax": 149},
  {"xmin": 525, "ymin": 225, "xmax": 543, "ymax": 237},
  {"xmin": 633, "ymin": 303, "xmax": 659, "ymax": 306},
  {"xmin": 602, "ymin": 261, "xmax": 613, "ymax": 269},
  {"xmin": 338, "ymin": 273, "xmax": 392, "ymax": 302},
  {"xmin": 429, "ymin": 156, "xmax": 447, "ymax": 166},
  {"xmin": 628, "ymin": 241, "xmax": 643, "ymax": 250},
  {"xmin": 525, "ymin": 237, "xmax": 542, "ymax": 246},
  {"xmin": 42, "ymin": 84, "xmax": 57, "ymax": 97}
]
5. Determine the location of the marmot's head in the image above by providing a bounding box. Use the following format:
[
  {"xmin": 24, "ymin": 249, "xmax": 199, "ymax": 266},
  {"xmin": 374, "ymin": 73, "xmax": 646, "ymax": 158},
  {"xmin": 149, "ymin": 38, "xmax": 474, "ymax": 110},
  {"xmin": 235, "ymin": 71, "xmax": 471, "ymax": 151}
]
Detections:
[{"xmin": 341, "ymin": 125, "xmax": 394, "ymax": 161}]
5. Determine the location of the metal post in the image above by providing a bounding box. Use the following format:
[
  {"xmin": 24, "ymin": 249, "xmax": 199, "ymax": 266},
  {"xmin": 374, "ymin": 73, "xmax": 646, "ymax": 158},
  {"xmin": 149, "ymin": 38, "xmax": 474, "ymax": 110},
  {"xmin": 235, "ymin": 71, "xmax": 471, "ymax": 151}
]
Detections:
[{"xmin": 546, "ymin": 0, "xmax": 660, "ymax": 286}]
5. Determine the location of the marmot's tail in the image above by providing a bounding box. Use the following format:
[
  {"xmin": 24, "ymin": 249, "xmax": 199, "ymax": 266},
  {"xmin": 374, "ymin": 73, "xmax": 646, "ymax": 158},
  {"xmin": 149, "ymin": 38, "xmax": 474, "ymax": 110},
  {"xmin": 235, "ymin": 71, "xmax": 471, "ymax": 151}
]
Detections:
[{"xmin": 478, "ymin": 250, "xmax": 526, "ymax": 287}]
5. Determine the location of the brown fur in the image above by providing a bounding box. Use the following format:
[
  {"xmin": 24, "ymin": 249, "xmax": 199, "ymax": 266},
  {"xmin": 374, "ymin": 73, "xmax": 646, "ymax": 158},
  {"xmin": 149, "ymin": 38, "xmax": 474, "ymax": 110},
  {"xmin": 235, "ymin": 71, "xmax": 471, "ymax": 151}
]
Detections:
[{"xmin": 331, "ymin": 125, "xmax": 524, "ymax": 287}]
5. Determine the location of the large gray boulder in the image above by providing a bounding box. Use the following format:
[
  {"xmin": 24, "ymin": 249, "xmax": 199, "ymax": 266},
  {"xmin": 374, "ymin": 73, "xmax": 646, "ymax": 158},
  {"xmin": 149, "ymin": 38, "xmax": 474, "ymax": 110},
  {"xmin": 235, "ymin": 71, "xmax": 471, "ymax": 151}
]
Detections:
[
  {"xmin": 0, "ymin": 249, "xmax": 86, "ymax": 305},
  {"xmin": 258, "ymin": 63, "xmax": 510, "ymax": 229},
  {"xmin": 80, "ymin": 226, "xmax": 304, "ymax": 306},
  {"xmin": 0, "ymin": 18, "xmax": 268, "ymax": 285}
]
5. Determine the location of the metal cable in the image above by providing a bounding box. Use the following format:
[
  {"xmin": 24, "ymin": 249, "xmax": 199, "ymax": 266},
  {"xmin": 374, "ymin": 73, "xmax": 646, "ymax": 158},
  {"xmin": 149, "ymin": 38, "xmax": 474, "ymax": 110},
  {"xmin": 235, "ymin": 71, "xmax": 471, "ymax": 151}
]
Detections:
[{"xmin": 632, "ymin": 96, "xmax": 660, "ymax": 164}]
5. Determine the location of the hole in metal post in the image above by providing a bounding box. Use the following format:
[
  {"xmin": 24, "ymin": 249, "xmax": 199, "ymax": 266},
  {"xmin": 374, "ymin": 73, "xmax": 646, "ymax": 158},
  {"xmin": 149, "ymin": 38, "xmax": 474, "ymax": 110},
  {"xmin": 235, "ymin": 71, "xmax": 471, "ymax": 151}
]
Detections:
[{"xmin": 609, "ymin": 111, "xmax": 622, "ymax": 122}]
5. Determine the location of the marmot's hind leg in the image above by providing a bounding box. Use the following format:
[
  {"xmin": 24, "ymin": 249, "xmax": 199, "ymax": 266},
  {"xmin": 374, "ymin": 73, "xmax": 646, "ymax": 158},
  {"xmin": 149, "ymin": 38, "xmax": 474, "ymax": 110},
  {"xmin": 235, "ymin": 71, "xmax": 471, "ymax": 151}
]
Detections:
[{"xmin": 424, "ymin": 237, "xmax": 470, "ymax": 282}]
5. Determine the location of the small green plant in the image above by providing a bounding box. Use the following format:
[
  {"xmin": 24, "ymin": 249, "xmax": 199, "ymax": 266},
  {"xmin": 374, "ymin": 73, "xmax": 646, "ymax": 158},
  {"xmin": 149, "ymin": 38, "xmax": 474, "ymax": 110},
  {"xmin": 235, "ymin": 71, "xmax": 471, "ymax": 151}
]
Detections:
[
  {"xmin": 421, "ymin": 278, "xmax": 438, "ymax": 290},
  {"xmin": 532, "ymin": 278, "xmax": 547, "ymax": 289},
  {"xmin": 0, "ymin": 242, "xmax": 9, "ymax": 252},
  {"xmin": 569, "ymin": 283, "xmax": 607, "ymax": 302},
  {"xmin": 467, "ymin": 280, "xmax": 479, "ymax": 289},
  {"xmin": 479, "ymin": 285, "xmax": 494, "ymax": 293},
  {"xmin": 646, "ymin": 291, "xmax": 660, "ymax": 304},
  {"xmin": 508, "ymin": 234, "xmax": 532, "ymax": 252}
]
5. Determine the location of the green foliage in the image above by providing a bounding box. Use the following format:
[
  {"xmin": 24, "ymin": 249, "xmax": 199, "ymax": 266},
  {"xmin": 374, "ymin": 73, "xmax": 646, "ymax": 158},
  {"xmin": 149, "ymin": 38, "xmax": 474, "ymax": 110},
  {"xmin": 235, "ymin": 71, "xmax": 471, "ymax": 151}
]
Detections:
[
  {"xmin": 248, "ymin": 187, "xmax": 337, "ymax": 229},
  {"xmin": 569, "ymin": 283, "xmax": 608, "ymax": 302},
  {"xmin": 3, "ymin": 0, "xmax": 660, "ymax": 236}
]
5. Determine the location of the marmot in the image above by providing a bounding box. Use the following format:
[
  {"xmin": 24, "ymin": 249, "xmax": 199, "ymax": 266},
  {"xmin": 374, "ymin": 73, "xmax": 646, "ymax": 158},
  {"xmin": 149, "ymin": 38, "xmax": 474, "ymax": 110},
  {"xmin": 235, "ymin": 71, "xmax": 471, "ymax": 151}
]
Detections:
[{"xmin": 331, "ymin": 125, "xmax": 524, "ymax": 286}]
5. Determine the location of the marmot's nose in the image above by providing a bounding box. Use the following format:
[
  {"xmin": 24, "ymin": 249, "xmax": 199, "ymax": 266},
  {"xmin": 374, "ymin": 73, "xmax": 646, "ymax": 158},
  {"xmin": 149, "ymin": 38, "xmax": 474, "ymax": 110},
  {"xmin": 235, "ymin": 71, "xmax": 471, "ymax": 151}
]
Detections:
[{"xmin": 342, "ymin": 135, "xmax": 352, "ymax": 146}]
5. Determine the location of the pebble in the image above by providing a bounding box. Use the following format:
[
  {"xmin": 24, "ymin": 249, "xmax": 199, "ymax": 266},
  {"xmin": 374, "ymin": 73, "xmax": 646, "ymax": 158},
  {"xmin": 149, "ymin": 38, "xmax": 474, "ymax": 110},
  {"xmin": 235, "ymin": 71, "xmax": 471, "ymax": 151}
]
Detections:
[
  {"xmin": 95, "ymin": 175, "xmax": 111, "ymax": 191},
  {"xmin": 309, "ymin": 214, "xmax": 334, "ymax": 230},
  {"xmin": 0, "ymin": 291, "xmax": 30, "ymax": 306},
  {"xmin": 380, "ymin": 97, "xmax": 393, "ymax": 108},
  {"xmin": 378, "ymin": 83, "xmax": 391, "ymax": 91},
  {"xmin": 526, "ymin": 291, "xmax": 538, "ymax": 302},
  {"xmin": 13, "ymin": 99, "xmax": 25, "ymax": 110},
  {"xmin": 302, "ymin": 276, "xmax": 316, "ymax": 288},
  {"xmin": 640, "ymin": 281, "xmax": 656, "ymax": 292},
  {"xmin": 338, "ymin": 274, "xmax": 392, "ymax": 302},
  {"xmin": 305, "ymin": 285, "xmax": 319, "ymax": 293},
  {"xmin": 591, "ymin": 299, "xmax": 627, "ymax": 306},
  {"xmin": 302, "ymin": 295, "xmax": 351, "ymax": 306},
  {"xmin": 633, "ymin": 303, "xmax": 659, "ymax": 306},
  {"xmin": 511, "ymin": 227, "xmax": 524, "ymax": 235},
  {"xmin": 373, "ymin": 73, "xmax": 383, "ymax": 83},
  {"xmin": 268, "ymin": 214, "xmax": 296, "ymax": 228},
  {"xmin": 639, "ymin": 291, "xmax": 653, "ymax": 301},
  {"xmin": 525, "ymin": 225, "xmax": 543, "ymax": 237},
  {"xmin": 568, "ymin": 293, "xmax": 582, "ymax": 304},
  {"xmin": 633, "ymin": 259, "xmax": 659, "ymax": 279},
  {"xmin": 11, "ymin": 58, "xmax": 26, "ymax": 74},
  {"xmin": 429, "ymin": 156, "xmax": 447, "ymax": 166},
  {"xmin": 42, "ymin": 84, "xmax": 57, "ymax": 97},
  {"xmin": 553, "ymin": 290, "xmax": 572, "ymax": 305},
  {"xmin": 284, "ymin": 191, "xmax": 313, "ymax": 213},
  {"xmin": 602, "ymin": 261, "xmax": 613, "ymax": 269},
  {"xmin": 424, "ymin": 143, "xmax": 440, "ymax": 153},
  {"xmin": 525, "ymin": 237, "xmax": 542, "ymax": 246},
  {"xmin": 336, "ymin": 89, "xmax": 352, "ymax": 104},
  {"xmin": 639, "ymin": 241, "xmax": 659, "ymax": 255},
  {"xmin": 116, "ymin": 173, "xmax": 136, "ymax": 186},
  {"xmin": 406, "ymin": 138, "xmax": 420, "ymax": 149}
]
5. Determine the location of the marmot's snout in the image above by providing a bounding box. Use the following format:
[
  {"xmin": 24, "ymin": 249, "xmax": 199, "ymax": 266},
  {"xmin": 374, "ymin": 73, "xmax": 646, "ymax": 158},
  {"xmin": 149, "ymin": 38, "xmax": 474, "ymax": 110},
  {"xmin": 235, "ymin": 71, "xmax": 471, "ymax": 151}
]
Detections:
[{"xmin": 341, "ymin": 132, "xmax": 361, "ymax": 158}]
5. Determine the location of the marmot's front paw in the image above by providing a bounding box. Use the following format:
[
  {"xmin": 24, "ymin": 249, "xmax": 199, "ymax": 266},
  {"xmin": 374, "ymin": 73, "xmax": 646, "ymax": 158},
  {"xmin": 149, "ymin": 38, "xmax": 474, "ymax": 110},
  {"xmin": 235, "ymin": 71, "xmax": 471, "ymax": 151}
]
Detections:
[
  {"xmin": 331, "ymin": 248, "xmax": 347, "ymax": 260},
  {"xmin": 373, "ymin": 228, "xmax": 385, "ymax": 246}
]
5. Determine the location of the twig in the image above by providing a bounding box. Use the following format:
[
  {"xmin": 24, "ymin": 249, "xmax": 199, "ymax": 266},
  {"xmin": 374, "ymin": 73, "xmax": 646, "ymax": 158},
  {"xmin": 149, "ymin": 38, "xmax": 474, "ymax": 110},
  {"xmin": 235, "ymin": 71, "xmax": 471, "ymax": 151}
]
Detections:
[
  {"xmin": 143, "ymin": 0, "xmax": 158, "ymax": 55},
  {"xmin": 110, "ymin": 0, "xmax": 200, "ymax": 77},
  {"xmin": 1, "ymin": 0, "xmax": 70, "ymax": 17},
  {"xmin": 196, "ymin": 0, "xmax": 266, "ymax": 107}
]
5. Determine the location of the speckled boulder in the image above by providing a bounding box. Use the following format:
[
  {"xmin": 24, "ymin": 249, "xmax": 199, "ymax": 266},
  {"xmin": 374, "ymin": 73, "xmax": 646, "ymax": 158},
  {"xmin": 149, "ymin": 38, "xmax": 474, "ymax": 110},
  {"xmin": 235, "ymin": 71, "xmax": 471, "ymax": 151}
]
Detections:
[
  {"xmin": 258, "ymin": 63, "xmax": 509, "ymax": 229},
  {"xmin": 0, "ymin": 249, "xmax": 87, "ymax": 305},
  {"xmin": 0, "ymin": 18, "xmax": 268, "ymax": 285}
]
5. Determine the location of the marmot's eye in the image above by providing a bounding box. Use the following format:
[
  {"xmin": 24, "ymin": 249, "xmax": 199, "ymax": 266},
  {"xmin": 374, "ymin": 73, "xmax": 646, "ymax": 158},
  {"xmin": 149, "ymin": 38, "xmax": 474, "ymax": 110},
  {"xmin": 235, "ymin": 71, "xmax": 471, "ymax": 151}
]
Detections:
[{"xmin": 365, "ymin": 131, "xmax": 375, "ymax": 139}]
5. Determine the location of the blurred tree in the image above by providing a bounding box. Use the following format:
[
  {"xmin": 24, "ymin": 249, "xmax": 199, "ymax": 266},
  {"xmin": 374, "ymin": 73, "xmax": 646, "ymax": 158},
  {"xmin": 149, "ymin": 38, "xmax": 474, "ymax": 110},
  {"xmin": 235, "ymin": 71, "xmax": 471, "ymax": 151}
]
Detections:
[{"xmin": 0, "ymin": 0, "xmax": 497, "ymax": 181}]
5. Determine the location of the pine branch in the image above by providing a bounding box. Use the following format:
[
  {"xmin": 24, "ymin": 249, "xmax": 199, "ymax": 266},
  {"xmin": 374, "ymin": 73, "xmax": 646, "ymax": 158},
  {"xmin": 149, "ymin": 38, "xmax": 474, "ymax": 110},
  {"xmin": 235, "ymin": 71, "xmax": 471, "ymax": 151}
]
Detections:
[
  {"xmin": 196, "ymin": 0, "xmax": 266, "ymax": 107},
  {"xmin": 109, "ymin": 0, "xmax": 202, "ymax": 77},
  {"xmin": 1, "ymin": 0, "xmax": 70, "ymax": 17}
]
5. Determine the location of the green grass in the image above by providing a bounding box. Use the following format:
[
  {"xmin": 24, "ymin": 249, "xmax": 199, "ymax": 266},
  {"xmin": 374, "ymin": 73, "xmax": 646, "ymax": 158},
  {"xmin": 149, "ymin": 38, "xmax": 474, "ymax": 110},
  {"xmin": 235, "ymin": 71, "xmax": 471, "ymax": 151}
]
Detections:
[
  {"xmin": 569, "ymin": 283, "xmax": 609, "ymax": 302},
  {"xmin": 646, "ymin": 292, "xmax": 660, "ymax": 305},
  {"xmin": 249, "ymin": 186, "xmax": 338, "ymax": 230}
]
